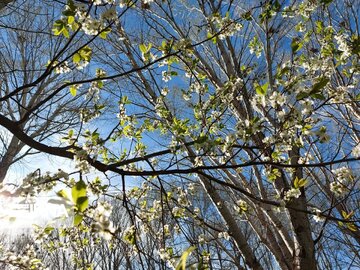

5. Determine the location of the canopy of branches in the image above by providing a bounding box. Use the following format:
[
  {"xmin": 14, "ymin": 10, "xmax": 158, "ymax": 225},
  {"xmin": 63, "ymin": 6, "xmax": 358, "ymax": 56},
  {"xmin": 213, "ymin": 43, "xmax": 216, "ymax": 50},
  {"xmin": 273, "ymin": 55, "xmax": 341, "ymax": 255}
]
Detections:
[{"xmin": 0, "ymin": 0, "xmax": 359, "ymax": 269}]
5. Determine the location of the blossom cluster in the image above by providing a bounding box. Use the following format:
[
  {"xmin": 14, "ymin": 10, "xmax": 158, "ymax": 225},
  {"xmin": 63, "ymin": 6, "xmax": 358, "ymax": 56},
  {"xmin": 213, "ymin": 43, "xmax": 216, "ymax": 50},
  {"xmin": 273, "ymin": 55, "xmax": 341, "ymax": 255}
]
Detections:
[
  {"xmin": 209, "ymin": 13, "xmax": 242, "ymax": 40},
  {"xmin": 18, "ymin": 169, "xmax": 69, "ymax": 197},
  {"xmin": 284, "ymin": 188, "xmax": 301, "ymax": 201},
  {"xmin": 330, "ymin": 167, "xmax": 355, "ymax": 197},
  {"xmin": 233, "ymin": 200, "xmax": 248, "ymax": 215},
  {"xmin": 1, "ymin": 245, "xmax": 47, "ymax": 270},
  {"xmin": 88, "ymin": 201, "xmax": 115, "ymax": 240},
  {"xmin": 73, "ymin": 149, "xmax": 91, "ymax": 173}
]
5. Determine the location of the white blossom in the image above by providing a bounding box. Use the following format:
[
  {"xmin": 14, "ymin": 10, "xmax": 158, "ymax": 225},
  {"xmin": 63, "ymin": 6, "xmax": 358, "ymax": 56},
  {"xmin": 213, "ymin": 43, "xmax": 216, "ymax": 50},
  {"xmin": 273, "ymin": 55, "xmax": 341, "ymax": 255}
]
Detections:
[
  {"xmin": 351, "ymin": 144, "xmax": 360, "ymax": 158},
  {"xmin": 312, "ymin": 208, "xmax": 326, "ymax": 223},
  {"xmin": 330, "ymin": 181, "xmax": 347, "ymax": 197},
  {"xmin": 332, "ymin": 167, "xmax": 354, "ymax": 183},
  {"xmin": 55, "ymin": 61, "xmax": 71, "ymax": 74},
  {"xmin": 218, "ymin": 231, "xmax": 230, "ymax": 240},
  {"xmin": 284, "ymin": 188, "xmax": 301, "ymax": 200}
]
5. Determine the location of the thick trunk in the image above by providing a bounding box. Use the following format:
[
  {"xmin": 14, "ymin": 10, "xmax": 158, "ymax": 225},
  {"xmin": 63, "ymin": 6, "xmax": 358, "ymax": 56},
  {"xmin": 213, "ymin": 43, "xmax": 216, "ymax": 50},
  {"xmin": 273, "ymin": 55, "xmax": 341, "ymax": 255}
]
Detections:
[
  {"xmin": 0, "ymin": 0, "xmax": 12, "ymax": 10},
  {"xmin": 0, "ymin": 136, "xmax": 22, "ymax": 182},
  {"xmin": 289, "ymin": 147, "xmax": 317, "ymax": 270},
  {"xmin": 288, "ymin": 203, "xmax": 317, "ymax": 270}
]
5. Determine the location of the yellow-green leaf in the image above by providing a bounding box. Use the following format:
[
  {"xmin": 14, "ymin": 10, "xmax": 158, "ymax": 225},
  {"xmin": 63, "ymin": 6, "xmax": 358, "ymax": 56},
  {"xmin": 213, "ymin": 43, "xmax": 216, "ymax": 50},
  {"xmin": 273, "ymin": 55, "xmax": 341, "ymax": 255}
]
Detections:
[
  {"xmin": 73, "ymin": 53, "xmax": 81, "ymax": 63},
  {"xmin": 72, "ymin": 180, "xmax": 87, "ymax": 203},
  {"xmin": 77, "ymin": 196, "xmax": 89, "ymax": 212},
  {"xmin": 74, "ymin": 214, "xmax": 83, "ymax": 226},
  {"xmin": 99, "ymin": 29, "xmax": 110, "ymax": 39},
  {"xmin": 62, "ymin": 28, "xmax": 70, "ymax": 38},
  {"xmin": 69, "ymin": 86, "xmax": 77, "ymax": 96},
  {"xmin": 53, "ymin": 28, "xmax": 62, "ymax": 36},
  {"xmin": 176, "ymin": 246, "xmax": 196, "ymax": 270},
  {"xmin": 139, "ymin": 44, "xmax": 147, "ymax": 53},
  {"xmin": 57, "ymin": 189, "xmax": 70, "ymax": 200},
  {"xmin": 68, "ymin": 15, "xmax": 75, "ymax": 24},
  {"xmin": 294, "ymin": 177, "xmax": 308, "ymax": 188},
  {"xmin": 255, "ymin": 82, "xmax": 268, "ymax": 96},
  {"xmin": 346, "ymin": 223, "xmax": 357, "ymax": 232},
  {"xmin": 341, "ymin": 210, "xmax": 354, "ymax": 220}
]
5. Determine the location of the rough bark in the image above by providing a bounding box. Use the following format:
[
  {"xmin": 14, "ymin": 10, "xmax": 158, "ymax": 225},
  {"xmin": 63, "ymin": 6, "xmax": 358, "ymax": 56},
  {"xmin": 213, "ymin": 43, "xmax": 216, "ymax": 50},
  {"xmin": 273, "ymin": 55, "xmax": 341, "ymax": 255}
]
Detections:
[
  {"xmin": 0, "ymin": 136, "xmax": 21, "ymax": 182},
  {"xmin": 0, "ymin": 0, "xmax": 12, "ymax": 11},
  {"xmin": 288, "ymin": 147, "xmax": 317, "ymax": 270}
]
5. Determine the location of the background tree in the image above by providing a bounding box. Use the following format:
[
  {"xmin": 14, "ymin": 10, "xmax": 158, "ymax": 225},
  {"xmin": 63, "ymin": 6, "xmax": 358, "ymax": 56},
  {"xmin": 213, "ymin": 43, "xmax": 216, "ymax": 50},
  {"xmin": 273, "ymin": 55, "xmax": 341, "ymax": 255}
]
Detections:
[{"xmin": 0, "ymin": 0, "xmax": 92, "ymax": 183}]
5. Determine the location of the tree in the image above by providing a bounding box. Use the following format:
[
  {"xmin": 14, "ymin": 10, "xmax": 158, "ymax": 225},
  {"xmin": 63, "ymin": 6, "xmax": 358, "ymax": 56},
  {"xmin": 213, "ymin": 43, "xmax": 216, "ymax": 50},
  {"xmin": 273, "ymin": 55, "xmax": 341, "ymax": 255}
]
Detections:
[
  {"xmin": 0, "ymin": 0, "xmax": 90, "ymax": 183},
  {"xmin": 0, "ymin": 0, "xmax": 359, "ymax": 269}
]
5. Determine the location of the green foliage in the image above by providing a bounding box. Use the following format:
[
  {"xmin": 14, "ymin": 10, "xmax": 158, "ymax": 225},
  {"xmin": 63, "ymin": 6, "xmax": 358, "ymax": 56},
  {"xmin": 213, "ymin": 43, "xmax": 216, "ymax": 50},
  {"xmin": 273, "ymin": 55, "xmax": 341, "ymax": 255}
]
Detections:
[
  {"xmin": 72, "ymin": 180, "xmax": 88, "ymax": 212},
  {"xmin": 293, "ymin": 177, "xmax": 308, "ymax": 188},
  {"xmin": 291, "ymin": 38, "xmax": 303, "ymax": 53},
  {"xmin": 69, "ymin": 85, "xmax": 77, "ymax": 96},
  {"xmin": 176, "ymin": 246, "xmax": 196, "ymax": 270},
  {"xmin": 297, "ymin": 77, "xmax": 329, "ymax": 100},
  {"xmin": 52, "ymin": 19, "xmax": 70, "ymax": 38},
  {"xmin": 3, "ymin": 0, "xmax": 360, "ymax": 269},
  {"xmin": 255, "ymin": 82, "xmax": 268, "ymax": 96},
  {"xmin": 139, "ymin": 43, "xmax": 152, "ymax": 61}
]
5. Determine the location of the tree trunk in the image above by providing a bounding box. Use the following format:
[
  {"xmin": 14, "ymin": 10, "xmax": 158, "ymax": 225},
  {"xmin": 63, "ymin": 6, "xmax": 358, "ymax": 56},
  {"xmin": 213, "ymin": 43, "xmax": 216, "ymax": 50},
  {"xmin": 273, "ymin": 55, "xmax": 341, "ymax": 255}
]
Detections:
[
  {"xmin": 0, "ymin": 136, "xmax": 22, "ymax": 182},
  {"xmin": 0, "ymin": 0, "xmax": 12, "ymax": 11},
  {"xmin": 289, "ymin": 147, "xmax": 317, "ymax": 270}
]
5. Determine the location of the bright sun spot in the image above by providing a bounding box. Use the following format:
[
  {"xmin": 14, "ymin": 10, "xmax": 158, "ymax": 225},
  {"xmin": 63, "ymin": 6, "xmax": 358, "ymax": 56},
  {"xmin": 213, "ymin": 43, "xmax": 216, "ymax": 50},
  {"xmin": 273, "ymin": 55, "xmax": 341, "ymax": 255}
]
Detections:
[{"xmin": 0, "ymin": 194, "xmax": 68, "ymax": 231}]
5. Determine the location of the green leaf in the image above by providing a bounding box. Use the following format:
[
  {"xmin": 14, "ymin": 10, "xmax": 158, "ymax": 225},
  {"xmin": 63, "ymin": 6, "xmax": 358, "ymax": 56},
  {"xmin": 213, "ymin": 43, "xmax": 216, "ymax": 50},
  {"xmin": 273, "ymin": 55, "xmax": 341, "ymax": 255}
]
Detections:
[
  {"xmin": 79, "ymin": 46, "xmax": 92, "ymax": 61},
  {"xmin": 310, "ymin": 93, "xmax": 325, "ymax": 100},
  {"xmin": 53, "ymin": 29, "xmax": 62, "ymax": 36},
  {"xmin": 73, "ymin": 53, "xmax": 81, "ymax": 63},
  {"xmin": 121, "ymin": 95, "xmax": 131, "ymax": 104},
  {"xmin": 76, "ymin": 196, "xmax": 89, "ymax": 212},
  {"xmin": 139, "ymin": 43, "xmax": 152, "ymax": 54},
  {"xmin": 273, "ymin": 0, "xmax": 281, "ymax": 11},
  {"xmin": 242, "ymin": 11, "xmax": 252, "ymax": 21},
  {"xmin": 97, "ymin": 80, "xmax": 104, "ymax": 89},
  {"xmin": 297, "ymin": 77, "xmax": 329, "ymax": 100},
  {"xmin": 347, "ymin": 223, "xmax": 357, "ymax": 232},
  {"xmin": 72, "ymin": 180, "xmax": 87, "ymax": 203},
  {"xmin": 62, "ymin": 9, "xmax": 75, "ymax": 17},
  {"xmin": 44, "ymin": 226, "xmax": 55, "ymax": 234},
  {"xmin": 57, "ymin": 189, "xmax": 70, "ymax": 200},
  {"xmin": 341, "ymin": 210, "xmax": 354, "ymax": 220},
  {"xmin": 294, "ymin": 177, "xmax": 308, "ymax": 188},
  {"xmin": 296, "ymin": 92, "xmax": 309, "ymax": 100},
  {"xmin": 255, "ymin": 82, "xmax": 268, "ymax": 96},
  {"xmin": 291, "ymin": 38, "xmax": 303, "ymax": 53},
  {"xmin": 73, "ymin": 214, "xmax": 83, "ymax": 226},
  {"xmin": 176, "ymin": 246, "xmax": 196, "ymax": 270},
  {"xmin": 207, "ymin": 32, "xmax": 217, "ymax": 44},
  {"xmin": 69, "ymin": 86, "xmax": 77, "ymax": 96},
  {"xmin": 311, "ymin": 77, "xmax": 329, "ymax": 93},
  {"xmin": 62, "ymin": 28, "xmax": 70, "ymax": 38},
  {"xmin": 316, "ymin": 21, "xmax": 324, "ymax": 34},
  {"xmin": 67, "ymin": 0, "xmax": 76, "ymax": 11},
  {"xmin": 196, "ymin": 134, "xmax": 208, "ymax": 144},
  {"xmin": 68, "ymin": 15, "xmax": 75, "ymax": 24},
  {"xmin": 99, "ymin": 29, "xmax": 110, "ymax": 39},
  {"xmin": 350, "ymin": 35, "xmax": 360, "ymax": 55}
]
